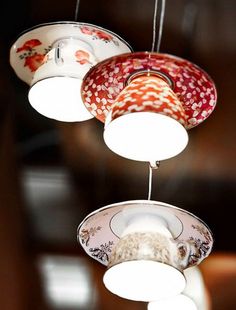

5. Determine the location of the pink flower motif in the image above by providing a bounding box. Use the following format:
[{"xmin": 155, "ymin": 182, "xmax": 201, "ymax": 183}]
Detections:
[
  {"xmin": 80, "ymin": 26, "xmax": 113, "ymax": 42},
  {"xmin": 80, "ymin": 26, "xmax": 93, "ymax": 35},
  {"xmin": 75, "ymin": 50, "xmax": 91, "ymax": 65},
  {"xmin": 94, "ymin": 30, "xmax": 113, "ymax": 41},
  {"xmin": 16, "ymin": 39, "xmax": 42, "ymax": 52}
]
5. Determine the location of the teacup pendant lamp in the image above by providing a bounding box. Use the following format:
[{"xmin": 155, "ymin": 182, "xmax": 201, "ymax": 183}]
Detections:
[
  {"xmin": 10, "ymin": 22, "xmax": 132, "ymax": 122},
  {"xmin": 104, "ymin": 74, "xmax": 188, "ymax": 161},
  {"xmin": 77, "ymin": 200, "xmax": 213, "ymax": 302},
  {"xmin": 82, "ymin": 52, "xmax": 217, "ymax": 161}
]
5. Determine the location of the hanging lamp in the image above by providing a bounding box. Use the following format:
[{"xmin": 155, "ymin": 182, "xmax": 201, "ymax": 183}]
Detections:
[
  {"xmin": 76, "ymin": 0, "xmax": 216, "ymax": 303},
  {"xmin": 81, "ymin": 0, "xmax": 216, "ymax": 162},
  {"xmin": 77, "ymin": 200, "xmax": 213, "ymax": 302},
  {"xmin": 81, "ymin": 51, "xmax": 216, "ymax": 161},
  {"xmin": 10, "ymin": 22, "xmax": 132, "ymax": 122}
]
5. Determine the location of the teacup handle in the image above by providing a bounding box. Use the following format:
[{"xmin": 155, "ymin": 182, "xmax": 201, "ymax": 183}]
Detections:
[
  {"xmin": 176, "ymin": 241, "xmax": 191, "ymax": 269},
  {"xmin": 54, "ymin": 42, "xmax": 64, "ymax": 66}
]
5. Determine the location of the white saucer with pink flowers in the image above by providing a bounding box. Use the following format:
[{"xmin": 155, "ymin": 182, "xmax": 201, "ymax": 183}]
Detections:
[{"xmin": 10, "ymin": 22, "xmax": 132, "ymax": 85}]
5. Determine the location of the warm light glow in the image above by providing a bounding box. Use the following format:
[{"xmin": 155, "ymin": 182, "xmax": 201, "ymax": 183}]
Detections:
[
  {"xmin": 103, "ymin": 260, "xmax": 186, "ymax": 302},
  {"xmin": 148, "ymin": 294, "xmax": 197, "ymax": 310},
  {"xmin": 104, "ymin": 112, "xmax": 188, "ymax": 162},
  {"xmin": 28, "ymin": 77, "xmax": 93, "ymax": 122}
]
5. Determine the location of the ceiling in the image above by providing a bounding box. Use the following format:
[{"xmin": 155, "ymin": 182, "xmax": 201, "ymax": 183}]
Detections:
[{"xmin": 0, "ymin": 0, "xmax": 236, "ymax": 309}]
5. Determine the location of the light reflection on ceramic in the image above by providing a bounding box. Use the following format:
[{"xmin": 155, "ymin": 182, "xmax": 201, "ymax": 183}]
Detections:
[
  {"xmin": 82, "ymin": 52, "xmax": 217, "ymax": 129},
  {"xmin": 10, "ymin": 22, "xmax": 132, "ymax": 85},
  {"xmin": 77, "ymin": 200, "xmax": 213, "ymax": 267}
]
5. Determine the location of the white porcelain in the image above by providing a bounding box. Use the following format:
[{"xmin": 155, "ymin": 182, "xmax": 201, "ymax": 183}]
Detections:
[
  {"xmin": 10, "ymin": 22, "xmax": 132, "ymax": 121},
  {"xmin": 102, "ymin": 210, "xmax": 192, "ymax": 301},
  {"xmin": 77, "ymin": 200, "xmax": 213, "ymax": 267},
  {"xmin": 10, "ymin": 22, "xmax": 132, "ymax": 84},
  {"xmin": 28, "ymin": 37, "xmax": 97, "ymax": 121}
]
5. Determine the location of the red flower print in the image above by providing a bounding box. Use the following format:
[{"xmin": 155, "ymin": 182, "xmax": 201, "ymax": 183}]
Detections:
[
  {"xmin": 80, "ymin": 26, "xmax": 113, "ymax": 42},
  {"xmin": 24, "ymin": 54, "xmax": 45, "ymax": 72},
  {"xmin": 80, "ymin": 26, "xmax": 93, "ymax": 35},
  {"xmin": 16, "ymin": 39, "xmax": 42, "ymax": 53},
  {"xmin": 94, "ymin": 30, "xmax": 113, "ymax": 41},
  {"xmin": 75, "ymin": 50, "xmax": 90, "ymax": 65}
]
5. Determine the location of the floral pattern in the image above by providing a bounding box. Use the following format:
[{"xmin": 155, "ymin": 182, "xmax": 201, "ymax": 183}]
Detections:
[
  {"xmin": 80, "ymin": 25, "xmax": 119, "ymax": 46},
  {"xmin": 187, "ymin": 237, "xmax": 211, "ymax": 266},
  {"xmin": 192, "ymin": 224, "xmax": 212, "ymax": 243},
  {"xmin": 11, "ymin": 23, "xmax": 131, "ymax": 85},
  {"xmin": 79, "ymin": 226, "xmax": 101, "ymax": 246},
  {"xmin": 16, "ymin": 39, "xmax": 51, "ymax": 72},
  {"xmin": 75, "ymin": 50, "xmax": 92, "ymax": 65},
  {"xmin": 23, "ymin": 54, "xmax": 46, "ymax": 72},
  {"xmin": 82, "ymin": 52, "xmax": 217, "ymax": 128},
  {"xmin": 16, "ymin": 39, "xmax": 42, "ymax": 52},
  {"xmin": 89, "ymin": 241, "xmax": 114, "ymax": 263},
  {"xmin": 78, "ymin": 201, "xmax": 213, "ymax": 268},
  {"xmin": 111, "ymin": 75, "xmax": 187, "ymax": 126},
  {"xmin": 108, "ymin": 232, "xmax": 174, "ymax": 268}
]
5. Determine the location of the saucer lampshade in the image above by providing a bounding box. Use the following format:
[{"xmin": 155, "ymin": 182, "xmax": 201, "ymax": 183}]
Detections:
[
  {"xmin": 10, "ymin": 22, "xmax": 132, "ymax": 122},
  {"xmin": 82, "ymin": 52, "xmax": 217, "ymax": 162},
  {"xmin": 77, "ymin": 200, "xmax": 214, "ymax": 302}
]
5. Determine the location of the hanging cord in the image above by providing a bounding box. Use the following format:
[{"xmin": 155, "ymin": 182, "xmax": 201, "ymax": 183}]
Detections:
[
  {"xmin": 151, "ymin": 0, "xmax": 166, "ymax": 52},
  {"xmin": 151, "ymin": 0, "xmax": 159, "ymax": 52},
  {"xmin": 74, "ymin": 0, "xmax": 80, "ymax": 21},
  {"xmin": 147, "ymin": 161, "xmax": 160, "ymax": 200}
]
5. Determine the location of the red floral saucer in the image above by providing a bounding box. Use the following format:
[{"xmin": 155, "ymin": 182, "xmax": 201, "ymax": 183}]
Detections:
[
  {"xmin": 82, "ymin": 52, "xmax": 217, "ymax": 129},
  {"xmin": 10, "ymin": 22, "xmax": 132, "ymax": 85}
]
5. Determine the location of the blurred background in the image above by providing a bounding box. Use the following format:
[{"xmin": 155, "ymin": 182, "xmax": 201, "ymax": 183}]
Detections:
[{"xmin": 0, "ymin": 0, "xmax": 236, "ymax": 309}]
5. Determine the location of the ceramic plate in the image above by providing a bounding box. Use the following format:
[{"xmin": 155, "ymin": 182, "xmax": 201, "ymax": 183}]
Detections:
[
  {"xmin": 77, "ymin": 200, "xmax": 213, "ymax": 267},
  {"xmin": 10, "ymin": 22, "xmax": 132, "ymax": 85},
  {"xmin": 82, "ymin": 52, "xmax": 217, "ymax": 129}
]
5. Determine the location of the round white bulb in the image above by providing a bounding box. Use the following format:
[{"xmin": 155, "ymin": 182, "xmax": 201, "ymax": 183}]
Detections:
[
  {"xmin": 103, "ymin": 260, "xmax": 186, "ymax": 302},
  {"xmin": 104, "ymin": 112, "xmax": 188, "ymax": 162},
  {"xmin": 28, "ymin": 77, "xmax": 93, "ymax": 122},
  {"xmin": 148, "ymin": 294, "xmax": 197, "ymax": 310}
]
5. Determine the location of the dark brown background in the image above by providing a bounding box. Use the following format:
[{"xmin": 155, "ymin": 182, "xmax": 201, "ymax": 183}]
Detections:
[{"xmin": 0, "ymin": 0, "xmax": 235, "ymax": 309}]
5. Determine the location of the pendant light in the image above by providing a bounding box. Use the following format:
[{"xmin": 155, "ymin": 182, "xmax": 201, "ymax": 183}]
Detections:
[
  {"xmin": 78, "ymin": 0, "xmax": 216, "ymax": 303},
  {"xmin": 10, "ymin": 0, "xmax": 132, "ymax": 122},
  {"xmin": 81, "ymin": 0, "xmax": 216, "ymax": 162},
  {"xmin": 77, "ymin": 200, "xmax": 213, "ymax": 302}
]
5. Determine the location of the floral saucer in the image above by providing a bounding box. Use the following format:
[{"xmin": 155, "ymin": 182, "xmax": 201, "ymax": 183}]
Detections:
[
  {"xmin": 77, "ymin": 200, "xmax": 213, "ymax": 267},
  {"xmin": 10, "ymin": 21, "xmax": 132, "ymax": 85},
  {"xmin": 81, "ymin": 52, "xmax": 217, "ymax": 129}
]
